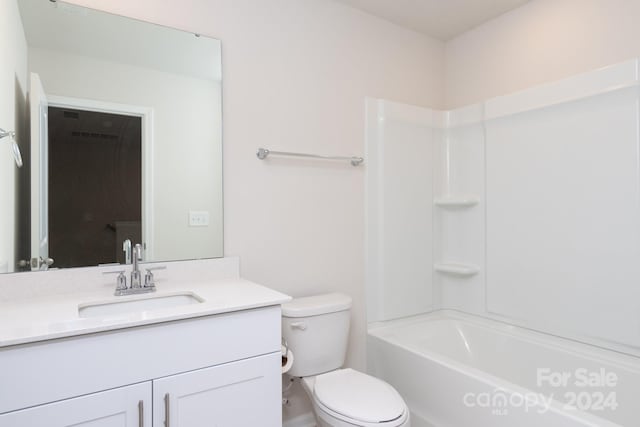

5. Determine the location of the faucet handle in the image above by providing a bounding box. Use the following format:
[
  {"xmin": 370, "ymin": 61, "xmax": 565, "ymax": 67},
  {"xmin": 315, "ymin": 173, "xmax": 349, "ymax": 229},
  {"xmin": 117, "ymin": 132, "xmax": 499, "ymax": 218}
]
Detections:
[
  {"xmin": 103, "ymin": 270, "xmax": 128, "ymax": 293},
  {"xmin": 103, "ymin": 270, "xmax": 126, "ymax": 275},
  {"xmin": 144, "ymin": 266, "xmax": 166, "ymax": 288}
]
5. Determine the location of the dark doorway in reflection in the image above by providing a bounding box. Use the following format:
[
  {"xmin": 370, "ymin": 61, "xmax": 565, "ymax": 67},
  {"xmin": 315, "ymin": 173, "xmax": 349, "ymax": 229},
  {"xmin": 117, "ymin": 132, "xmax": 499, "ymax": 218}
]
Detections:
[{"xmin": 48, "ymin": 107, "xmax": 141, "ymax": 268}]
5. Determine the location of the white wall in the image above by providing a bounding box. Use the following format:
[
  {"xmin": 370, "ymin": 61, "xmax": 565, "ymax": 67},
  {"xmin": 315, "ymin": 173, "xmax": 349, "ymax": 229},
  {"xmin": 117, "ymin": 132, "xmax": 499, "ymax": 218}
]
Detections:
[
  {"xmin": 0, "ymin": 0, "xmax": 27, "ymax": 273},
  {"xmin": 435, "ymin": 104, "xmax": 486, "ymax": 313},
  {"xmin": 483, "ymin": 77, "xmax": 640, "ymax": 352},
  {"xmin": 365, "ymin": 100, "xmax": 436, "ymax": 324},
  {"xmin": 369, "ymin": 60, "xmax": 640, "ymax": 358},
  {"xmin": 445, "ymin": 0, "xmax": 640, "ymax": 108},
  {"xmin": 426, "ymin": 56, "xmax": 640, "ymax": 358},
  {"xmin": 28, "ymin": 47, "xmax": 223, "ymax": 262},
  {"xmin": 64, "ymin": 0, "xmax": 445, "ymax": 420},
  {"xmin": 440, "ymin": 0, "xmax": 640, "ymax": 354}
]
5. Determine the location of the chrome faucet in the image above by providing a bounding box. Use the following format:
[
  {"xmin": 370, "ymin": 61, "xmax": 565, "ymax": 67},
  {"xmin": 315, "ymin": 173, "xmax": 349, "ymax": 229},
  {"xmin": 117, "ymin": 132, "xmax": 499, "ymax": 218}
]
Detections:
[
  {"xmin": 123, "ymin": 239, "xmax": 132, "ymax": 264},
  {"xmin": 104, "ymin": 243, "xmax": 166, "ymax": 296},
  {"xmin": 131, "ymin": 244, "xmax": 142, "ymax": 289}
]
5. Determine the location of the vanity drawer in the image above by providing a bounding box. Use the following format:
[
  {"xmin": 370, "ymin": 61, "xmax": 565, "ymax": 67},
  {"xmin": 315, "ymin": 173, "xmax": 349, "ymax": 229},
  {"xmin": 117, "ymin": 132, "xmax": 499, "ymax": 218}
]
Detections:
[{"xmin": 0, "ymin": 305, "xmax": 281, "ymax": 414}]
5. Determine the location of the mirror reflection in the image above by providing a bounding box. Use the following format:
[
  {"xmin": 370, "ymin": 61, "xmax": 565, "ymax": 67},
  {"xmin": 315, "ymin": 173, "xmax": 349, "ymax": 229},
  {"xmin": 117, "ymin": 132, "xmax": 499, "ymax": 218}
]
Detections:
[{"xmin": 2, "ymin": 0, "xmax": 223, "ymax": 273}]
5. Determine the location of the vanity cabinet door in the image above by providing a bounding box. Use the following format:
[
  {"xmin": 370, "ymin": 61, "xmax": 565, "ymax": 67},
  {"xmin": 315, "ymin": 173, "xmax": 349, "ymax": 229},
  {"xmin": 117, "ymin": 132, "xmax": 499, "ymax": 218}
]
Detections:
[
  {"xmin": 153, "ymin": 352, "xmax": 281, "ymax": 427},
  {"xmin": 0, "ymin": 382, "xmax": 151, "ymax": 427}
]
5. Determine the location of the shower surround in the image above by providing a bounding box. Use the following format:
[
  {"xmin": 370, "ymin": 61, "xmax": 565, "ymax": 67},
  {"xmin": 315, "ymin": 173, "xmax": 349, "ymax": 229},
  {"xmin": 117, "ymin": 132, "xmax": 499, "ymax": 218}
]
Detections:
[{"xmin": 365, "ymin": 58, "xmax": 640, "ymax": 426}]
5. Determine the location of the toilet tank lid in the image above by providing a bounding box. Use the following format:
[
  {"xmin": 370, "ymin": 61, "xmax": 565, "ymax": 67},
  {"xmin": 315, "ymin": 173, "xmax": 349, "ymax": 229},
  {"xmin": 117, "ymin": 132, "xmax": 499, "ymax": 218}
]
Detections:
[{"xmin": 282, "ymin": 293, "xmax": 352, "ymax": 317}]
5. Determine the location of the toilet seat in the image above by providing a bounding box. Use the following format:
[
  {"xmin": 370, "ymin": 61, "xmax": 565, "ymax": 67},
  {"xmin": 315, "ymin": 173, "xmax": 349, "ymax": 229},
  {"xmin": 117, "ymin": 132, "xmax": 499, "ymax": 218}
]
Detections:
[
  {"xmin": 314, "ymin": 399, "xmax": 409, "ymax": 427},
  {"xmin": 311, "ymin": 369, "xmax": 408, "ymax": 426}
]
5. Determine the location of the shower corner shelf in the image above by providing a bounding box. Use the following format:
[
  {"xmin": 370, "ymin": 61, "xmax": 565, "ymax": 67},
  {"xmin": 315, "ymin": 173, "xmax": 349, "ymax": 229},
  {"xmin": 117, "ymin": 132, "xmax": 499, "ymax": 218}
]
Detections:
[
  {"xmin": 433, "ymin": 197, "xmax": 479, "ymax": 208},
  {"xmin": 434, "ymin": 263, "xmax": 480, "ymax": 277}
]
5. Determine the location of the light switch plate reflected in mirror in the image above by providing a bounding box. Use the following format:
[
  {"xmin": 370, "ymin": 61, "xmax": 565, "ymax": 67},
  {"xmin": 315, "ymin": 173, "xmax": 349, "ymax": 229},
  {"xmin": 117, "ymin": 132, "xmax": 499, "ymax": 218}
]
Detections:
[{"xmin": 189, "ymin": 211, "xmax": 210, "ymax": 227}]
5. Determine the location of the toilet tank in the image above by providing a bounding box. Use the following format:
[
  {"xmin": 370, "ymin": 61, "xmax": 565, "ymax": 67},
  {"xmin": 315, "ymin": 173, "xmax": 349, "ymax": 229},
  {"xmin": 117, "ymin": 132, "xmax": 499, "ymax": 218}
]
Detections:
[{"xmin": 282, "ymin": 293, "xmax": 352, "ymax": 377}]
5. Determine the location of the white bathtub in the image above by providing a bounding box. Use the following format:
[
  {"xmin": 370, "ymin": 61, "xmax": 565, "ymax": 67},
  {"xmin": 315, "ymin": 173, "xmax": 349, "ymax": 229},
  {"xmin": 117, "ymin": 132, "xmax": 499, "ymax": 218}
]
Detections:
[{"xmin": 367, "ymin": 311, "xmax": 640, "ymax": 427}]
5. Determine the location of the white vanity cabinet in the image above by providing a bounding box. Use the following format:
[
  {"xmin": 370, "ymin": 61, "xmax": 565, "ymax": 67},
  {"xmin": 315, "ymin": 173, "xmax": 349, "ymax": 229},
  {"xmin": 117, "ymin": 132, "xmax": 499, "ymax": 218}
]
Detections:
[
  {"xmin": 153, "ymin": 353, "xmax": 280, "ymax": 427},
  {"xmin": 0, "ymin": 383, "xmax": 152, "ymax": 427},
  {"xmin": 0, "ymin": 305, "xmax": 283, "ymax": 427}
]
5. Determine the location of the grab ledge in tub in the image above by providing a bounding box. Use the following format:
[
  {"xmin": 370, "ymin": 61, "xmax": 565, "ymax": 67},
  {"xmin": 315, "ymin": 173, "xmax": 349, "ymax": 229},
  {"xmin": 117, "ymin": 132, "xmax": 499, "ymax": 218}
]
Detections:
[
  {"xmin": 434, "ymin": 263, "xmax": 479, "ymax": 276},
  {"xmin": 434, "ymin": 197, "xmax": 479, "ymax": 208}
]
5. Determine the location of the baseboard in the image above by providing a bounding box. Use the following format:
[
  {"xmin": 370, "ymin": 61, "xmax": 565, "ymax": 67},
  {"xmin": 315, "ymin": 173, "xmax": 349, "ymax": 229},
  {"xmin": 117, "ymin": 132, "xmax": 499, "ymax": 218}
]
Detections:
[{"xmin": 282, "ymin": 412, "xmax": 316, "ymax": 427}]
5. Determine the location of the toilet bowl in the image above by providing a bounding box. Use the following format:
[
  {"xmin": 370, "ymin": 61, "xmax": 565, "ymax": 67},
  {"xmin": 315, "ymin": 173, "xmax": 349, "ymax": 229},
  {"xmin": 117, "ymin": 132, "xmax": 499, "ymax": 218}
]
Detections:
[
  {"xmin": 282, "ymin": 293, "xmax": 410, "ymax": 427},
  {"xmin": 301, "ymin": 369, "xmax": 410, "ymax": 427}
]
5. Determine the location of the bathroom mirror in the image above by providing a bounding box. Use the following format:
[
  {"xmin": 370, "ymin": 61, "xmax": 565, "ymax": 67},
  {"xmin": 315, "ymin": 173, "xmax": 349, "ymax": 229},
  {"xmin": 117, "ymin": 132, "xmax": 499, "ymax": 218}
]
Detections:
[{"xmin": 4, "ymin": 0, "xmax": 223, "ymax": 272}]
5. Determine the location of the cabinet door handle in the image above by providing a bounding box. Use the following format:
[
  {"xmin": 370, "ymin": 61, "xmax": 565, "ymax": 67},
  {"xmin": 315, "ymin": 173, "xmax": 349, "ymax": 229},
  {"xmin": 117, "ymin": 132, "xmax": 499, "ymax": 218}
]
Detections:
[
  {"xmin": 138, "ymin": 400, "xmax": 144, "ymax": 427},
  {"xmin": 164, "ymin": 393, "xmax": 171, "ymax": 427}
]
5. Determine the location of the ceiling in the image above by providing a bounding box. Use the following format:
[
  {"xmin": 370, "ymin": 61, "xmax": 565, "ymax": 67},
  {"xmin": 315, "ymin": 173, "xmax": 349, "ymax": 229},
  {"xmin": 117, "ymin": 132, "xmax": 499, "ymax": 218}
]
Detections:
[{"xmin": 333, "ymin": 0, "xmax": 530, "ymax": 40}]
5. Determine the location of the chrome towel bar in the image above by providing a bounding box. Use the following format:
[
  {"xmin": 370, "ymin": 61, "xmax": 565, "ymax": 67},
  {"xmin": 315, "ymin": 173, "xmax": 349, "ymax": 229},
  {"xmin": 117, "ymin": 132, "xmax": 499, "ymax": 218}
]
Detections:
[
  {"xmin": 0, "ymin": 128, "xmax": 23, "ymax": 168},
  {"xmin": 256, "ymin": 147, "xmax": 364, "ymax": 166}
]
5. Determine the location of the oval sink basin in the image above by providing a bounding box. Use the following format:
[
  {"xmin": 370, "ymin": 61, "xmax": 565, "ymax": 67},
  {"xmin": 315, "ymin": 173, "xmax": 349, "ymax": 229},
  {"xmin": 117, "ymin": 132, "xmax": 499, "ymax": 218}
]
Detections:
[{"xmin": 78, "ymin": 293, "xmax": 204, "ymax": 318}]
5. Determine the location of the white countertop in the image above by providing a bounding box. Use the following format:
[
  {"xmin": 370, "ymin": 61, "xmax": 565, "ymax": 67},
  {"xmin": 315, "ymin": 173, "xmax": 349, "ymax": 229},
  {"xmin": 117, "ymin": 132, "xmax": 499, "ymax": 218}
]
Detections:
[{"xmin": 0, "ymin": 258, "xmax": 291, "ymax": 347}]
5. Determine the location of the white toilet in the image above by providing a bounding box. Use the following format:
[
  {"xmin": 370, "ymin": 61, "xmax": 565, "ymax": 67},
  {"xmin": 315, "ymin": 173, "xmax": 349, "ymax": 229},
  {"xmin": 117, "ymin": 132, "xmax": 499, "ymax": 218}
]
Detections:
[{"xmin": 282, "ymin": 293, "xmax": 410, "ymax": 427}]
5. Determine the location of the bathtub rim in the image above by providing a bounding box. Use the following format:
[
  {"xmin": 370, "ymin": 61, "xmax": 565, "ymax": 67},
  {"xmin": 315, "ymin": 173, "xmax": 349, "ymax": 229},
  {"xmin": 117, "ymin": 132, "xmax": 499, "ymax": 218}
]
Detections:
[
  {"xmin": 368, "ymin": 310, "xmax": 640, "ymax": 372},
  {"xmin": 367, "ymin": 310, "xmax": 639, "ymax": 427}
]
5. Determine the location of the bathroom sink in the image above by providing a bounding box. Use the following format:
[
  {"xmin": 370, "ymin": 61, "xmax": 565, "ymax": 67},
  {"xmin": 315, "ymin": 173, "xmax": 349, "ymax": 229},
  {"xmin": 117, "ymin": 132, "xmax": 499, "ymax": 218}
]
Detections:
[{"xmin": 78, "ymin": 293, "xmax": 204, "ymax": 318}]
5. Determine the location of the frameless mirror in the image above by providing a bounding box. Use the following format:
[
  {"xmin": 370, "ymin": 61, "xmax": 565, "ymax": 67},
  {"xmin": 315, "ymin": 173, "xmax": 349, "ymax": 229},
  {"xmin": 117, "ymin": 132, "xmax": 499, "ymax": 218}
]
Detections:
[{"xmin": 6, "ymin": 0, "xmax": 223, "ymax": 273}]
